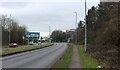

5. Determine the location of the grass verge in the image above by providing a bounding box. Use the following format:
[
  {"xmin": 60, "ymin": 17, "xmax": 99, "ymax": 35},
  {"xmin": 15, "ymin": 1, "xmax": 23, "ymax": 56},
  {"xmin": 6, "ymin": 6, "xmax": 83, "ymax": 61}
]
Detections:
[
  {"xmin": 77, "ymin": 45, "xmax": 99, "ymax": 68},
  {"xmin": 51, "ymin": 44, "xmax": 73, "ymax": 68},
  {"xmin": 1, "ymin": 43, "xmax": 53, "ymax": 57}
]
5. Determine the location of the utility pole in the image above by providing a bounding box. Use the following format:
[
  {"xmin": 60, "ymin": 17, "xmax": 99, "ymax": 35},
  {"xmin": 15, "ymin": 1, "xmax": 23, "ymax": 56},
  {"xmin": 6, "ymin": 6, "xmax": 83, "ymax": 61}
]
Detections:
[
  {"xmin": 85, "ymin": 0, "xmax": 87, "ymax": 52},
  {"xmin": 49, "ymin": 26, "xmax": 51, "ymax": 38},
  {"xmin": 22, "ymin": 36, "xmax": 25, "ymax": 45},
  {"xmin": 75, "ymin": 12, "xmax": 77, "ymax": 44},
  {"xmin": 66, "ymin": 30, "xmax": 68, "ymax": 42},
  {"xmin": 9, "ymin": 14, "xmax": 11, "ymax": 44},
  {"xmin": 49, "ymin": 26, "xmax": 51, "ymax": 42}
]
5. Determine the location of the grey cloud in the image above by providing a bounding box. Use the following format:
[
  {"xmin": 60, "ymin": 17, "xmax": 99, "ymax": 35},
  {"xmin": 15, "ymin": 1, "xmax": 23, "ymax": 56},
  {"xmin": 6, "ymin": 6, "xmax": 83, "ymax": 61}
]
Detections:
[
  {"xmin": 1, "ymin": 2, "xmax": 100, "ymax": 32},
  {"xmin": 0, "ymin": 2, "xmax": 29, "ymax": 9}
]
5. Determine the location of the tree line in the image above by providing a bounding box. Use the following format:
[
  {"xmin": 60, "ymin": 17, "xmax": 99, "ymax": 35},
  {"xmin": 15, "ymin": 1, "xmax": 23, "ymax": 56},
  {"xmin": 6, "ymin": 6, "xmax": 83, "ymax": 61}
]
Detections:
[
  {"xmin": 50, "ymin": 30, "xmax": 67, "ymax": 42},
  {"xmin": 0, "ymin": 15, "xmax": 27, "ymax": 46},
  {"xmin": 77, "ymin": 2, "xmax": 119, "ymax": 46}
]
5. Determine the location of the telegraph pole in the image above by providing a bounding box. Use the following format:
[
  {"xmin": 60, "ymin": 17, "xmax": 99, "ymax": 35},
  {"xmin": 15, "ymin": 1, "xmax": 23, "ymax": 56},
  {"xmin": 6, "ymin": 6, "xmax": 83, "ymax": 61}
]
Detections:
[
  {"xmin": 49, "ymin": 26, "xmax": 51, "ymax": 42},
  {"xmin": 9, "ymin": 14, "xmax": 11, "ymax": 44},
  {"xmin": 49, "ymin": 26, "xmax": 51, "ymax": 38},
  {"xmin": 22, "ymin": 36, "xmax": 25, "ymax": 45},
  {"xmin": 85, "ymin": 0, "xmax": 87, "ymax": 52},
  {"xmin": 75, "ymin": 12, "xmax": 77, "ymax": 44}
]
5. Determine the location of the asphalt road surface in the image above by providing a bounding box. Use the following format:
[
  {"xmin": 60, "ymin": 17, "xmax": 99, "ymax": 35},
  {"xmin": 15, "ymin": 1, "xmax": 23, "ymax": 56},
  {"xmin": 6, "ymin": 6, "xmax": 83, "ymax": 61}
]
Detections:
[{"xmin": 2, "ymin": 43, "xmax": 68, "ymax": 68}]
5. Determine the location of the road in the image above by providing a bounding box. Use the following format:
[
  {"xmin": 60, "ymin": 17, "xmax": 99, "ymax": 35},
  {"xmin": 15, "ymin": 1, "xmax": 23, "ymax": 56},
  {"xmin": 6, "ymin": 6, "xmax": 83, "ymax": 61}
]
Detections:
[{"xmin": 2, "ymin": 43, "xmax": 67, "ymax": 68}]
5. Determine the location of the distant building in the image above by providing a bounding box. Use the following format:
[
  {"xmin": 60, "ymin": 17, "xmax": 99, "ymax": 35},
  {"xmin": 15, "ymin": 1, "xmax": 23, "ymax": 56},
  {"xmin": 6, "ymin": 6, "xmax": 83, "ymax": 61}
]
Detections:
[
  {"xmin": 41, "ymin": 37, "xmax": 49, "ymax": 41},
  {"xmin": 26, "ymin": 32, "xmax": 40, "ymax": 45},
  {"xmin": 66, "ymin": 29, "xmax": 75, "ymax": 42}
]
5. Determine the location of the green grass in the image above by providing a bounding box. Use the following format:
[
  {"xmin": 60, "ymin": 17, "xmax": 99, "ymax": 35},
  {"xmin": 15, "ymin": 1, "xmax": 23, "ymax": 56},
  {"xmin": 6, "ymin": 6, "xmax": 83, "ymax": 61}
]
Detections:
[
  {"xmin": 77, "ymin": 45, "xmax": 99, "ymax": 68},
  {"xmin": 2, "ymin": 45, "xmax": 10, "ymax": 48},
  {"xmin": 0, "ymin": 43, "xmax": 53, "ymax": 56},
  {"xmin": 51, "ymin": 44, "xmax": 73, "ymax": 68}
]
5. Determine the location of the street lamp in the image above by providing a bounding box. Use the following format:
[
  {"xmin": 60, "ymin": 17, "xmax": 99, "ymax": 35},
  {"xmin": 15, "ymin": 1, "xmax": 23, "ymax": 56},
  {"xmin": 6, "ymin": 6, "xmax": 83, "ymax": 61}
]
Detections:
[
  {"xmin": 85, "ymin": 0, "xmax": 87, "ymax": 52},
  {"xmin": 9, "ymin": 14, "xmax": 11, "ymax": 44},
  {"xmin": 75, "ymin": 12, "xmax": 77, "ymax": 44},
  {"xmin": 49, "ymin": 26, "xmax": 51, "ymax": 42}
]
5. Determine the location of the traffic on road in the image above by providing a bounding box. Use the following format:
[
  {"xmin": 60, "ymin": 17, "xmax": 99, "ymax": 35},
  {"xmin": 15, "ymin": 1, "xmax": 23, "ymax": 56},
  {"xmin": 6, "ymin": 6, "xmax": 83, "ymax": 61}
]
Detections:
[{"xmin": 2, "ymin": 43, "xmax": 67, "ymax": 68}]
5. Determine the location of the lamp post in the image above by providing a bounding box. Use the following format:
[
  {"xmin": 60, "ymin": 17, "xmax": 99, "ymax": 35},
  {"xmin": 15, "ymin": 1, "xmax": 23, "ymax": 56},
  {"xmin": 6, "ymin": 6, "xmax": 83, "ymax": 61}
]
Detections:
[
  {"xmin": 9, "ymin": 14, "xmax": 11, "ymax": 44},
  {"xmin": 75, "ymin": 12, "xmax": 77, "ymax": 44},
  {"xmin": 49, "ymin": 26, "xmax": 51, "ymax": 42},
  {"xmin": 85, "ymin": 0, "xmax": 87, "ymax": 52}
]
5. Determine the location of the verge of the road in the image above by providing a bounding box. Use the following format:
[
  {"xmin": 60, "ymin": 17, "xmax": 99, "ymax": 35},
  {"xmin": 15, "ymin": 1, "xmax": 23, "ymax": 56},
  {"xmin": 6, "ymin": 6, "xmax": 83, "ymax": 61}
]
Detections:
[
  {"xmin": 2, "ymin": 43, "xmax": 68, "ymax": 68},
  {"xmin": 2, "ymin": 43, "xmax": 53, "ymax": 57}
]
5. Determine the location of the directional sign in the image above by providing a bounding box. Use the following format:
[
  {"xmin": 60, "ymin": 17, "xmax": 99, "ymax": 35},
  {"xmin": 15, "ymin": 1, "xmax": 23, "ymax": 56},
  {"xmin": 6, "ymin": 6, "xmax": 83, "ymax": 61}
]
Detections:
[
  {"xmin": 22, "ymin": 36, "xmax": 25, "ymax": 39},
  {"xmin": 26, "ymin": 32, "xmax": 40, "ymax": 38}
]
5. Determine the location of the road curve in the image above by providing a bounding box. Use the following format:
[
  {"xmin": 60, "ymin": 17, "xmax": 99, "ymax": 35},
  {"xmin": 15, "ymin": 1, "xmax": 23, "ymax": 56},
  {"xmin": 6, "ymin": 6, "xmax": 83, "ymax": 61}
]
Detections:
[{"xmin": 2, "ymin": 43, "xmax": 68, "ymax": 68}]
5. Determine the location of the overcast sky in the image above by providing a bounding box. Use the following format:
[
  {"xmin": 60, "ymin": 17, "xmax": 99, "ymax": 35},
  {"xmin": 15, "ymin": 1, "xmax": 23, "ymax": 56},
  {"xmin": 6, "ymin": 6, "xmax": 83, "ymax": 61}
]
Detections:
[{"xmin": 0, "ymin": 0, "xmax": 100, "ymax": 37}]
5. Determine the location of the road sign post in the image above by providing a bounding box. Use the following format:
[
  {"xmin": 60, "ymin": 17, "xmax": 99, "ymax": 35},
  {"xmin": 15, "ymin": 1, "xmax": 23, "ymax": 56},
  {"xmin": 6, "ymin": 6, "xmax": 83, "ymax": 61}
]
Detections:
[{"xmin": 22, "ymin": 36, "xmax": 25, "ymax": 46}]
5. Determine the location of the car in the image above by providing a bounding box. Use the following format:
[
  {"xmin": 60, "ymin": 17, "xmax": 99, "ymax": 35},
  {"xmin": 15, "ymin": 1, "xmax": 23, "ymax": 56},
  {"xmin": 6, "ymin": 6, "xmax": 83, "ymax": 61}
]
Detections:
[
  {"xmin": 33, "ymin": 43, "xmax": 38, "ymax": 46},
  {"xmin": 29, "ymin": 41, "xmax": 34, "ymax": 45},
  {"xmin": 38, "ymin": 42, "xmax": 42, "ymax": 45},
  {"xmin": 9, "ymin": 43, "xmax": 18, "ymax": 47}
]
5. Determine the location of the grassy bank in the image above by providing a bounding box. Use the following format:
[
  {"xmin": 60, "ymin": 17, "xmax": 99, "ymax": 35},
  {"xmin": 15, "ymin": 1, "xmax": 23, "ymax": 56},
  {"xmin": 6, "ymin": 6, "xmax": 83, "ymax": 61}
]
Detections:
[
  {"xmin": 51, "ymin": 44, "xmax": 73, "ymax": 68},
  {"xmin": 1, "ymin": 43, "xmax": 53, "ymax": 57},
  {"xmin": 77, "ymin": 45, "xmax": 99, "ymax": 68}
]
